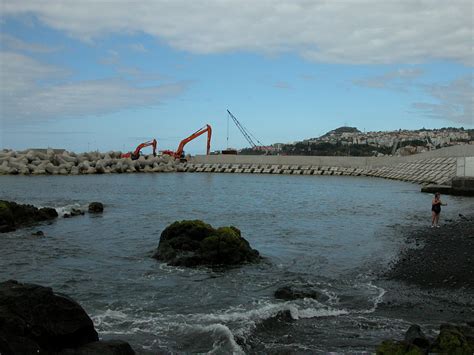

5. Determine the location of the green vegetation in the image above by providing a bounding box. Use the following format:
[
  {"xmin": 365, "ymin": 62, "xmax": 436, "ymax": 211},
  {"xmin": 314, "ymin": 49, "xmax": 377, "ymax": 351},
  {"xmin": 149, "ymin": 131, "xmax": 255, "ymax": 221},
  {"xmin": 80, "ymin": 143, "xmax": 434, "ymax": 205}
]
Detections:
[
  {"xmin": 281, "ymin": 142, "xmax": 392, "ymax": 156},
  {"xmin": 154, "ymin": 220, "xmax": 260, "ymax": 267}
]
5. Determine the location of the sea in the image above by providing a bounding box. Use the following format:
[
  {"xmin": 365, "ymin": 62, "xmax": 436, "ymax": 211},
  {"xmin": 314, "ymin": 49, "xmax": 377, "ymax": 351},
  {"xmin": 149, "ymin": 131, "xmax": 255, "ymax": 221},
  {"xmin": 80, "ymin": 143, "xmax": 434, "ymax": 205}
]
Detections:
[{"xmin": 1, "ymin": 173, "xmax": 473, "ymax": 353}]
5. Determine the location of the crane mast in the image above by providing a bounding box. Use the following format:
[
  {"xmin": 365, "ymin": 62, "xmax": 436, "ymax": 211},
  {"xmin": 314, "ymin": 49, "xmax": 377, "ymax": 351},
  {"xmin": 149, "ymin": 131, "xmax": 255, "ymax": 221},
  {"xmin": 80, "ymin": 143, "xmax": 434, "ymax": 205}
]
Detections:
[{"xmin": 226, "ymin": 109, "xmax": 264, "ymax": 149}]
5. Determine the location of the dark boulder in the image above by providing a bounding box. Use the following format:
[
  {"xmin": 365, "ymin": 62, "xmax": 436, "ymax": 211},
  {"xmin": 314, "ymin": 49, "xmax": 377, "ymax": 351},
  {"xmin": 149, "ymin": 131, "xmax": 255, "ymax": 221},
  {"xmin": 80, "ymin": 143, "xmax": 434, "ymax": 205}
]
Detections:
[
  {"xmin": 274, "ymin": 285, "xmax": 326, "ymax": 301},
  {"xmin": 61, "ymin": 340, "xmax": 135, "ymax": 354},
  {"xmin": 376, "ymin": 340, "xmax": 424, "ymax": 354},
  {"xmin": 64, "ymin": 209, "xmax": 85, "ymax": 218},
  {"xmin": 153, "ymin": 220, "xmax": 261, "ymax": 267},
  {"xmin": 0, "ymin": 280, "xmax": 135, "ymax": 355},
  {"xmin": 0, "ymin": 200, "xmax": 58, "ymax": 233},
  {"xmin": 88, "ymin": 202, "xmax": 104, "ymax": 213},
  {"xmin": 376, "ymin": 323, "xmax": 474, "ymax": 354},
  {"xmin": 0, "ymin": 279, "xmax": 98, "ymax": 353},
  {"xmin": 404, "ymin": 324, "xmax": 430, "ymax": 350},
  {"xmin": 430, "ymin": 324, "xmax": 474, "ymax": 354}
]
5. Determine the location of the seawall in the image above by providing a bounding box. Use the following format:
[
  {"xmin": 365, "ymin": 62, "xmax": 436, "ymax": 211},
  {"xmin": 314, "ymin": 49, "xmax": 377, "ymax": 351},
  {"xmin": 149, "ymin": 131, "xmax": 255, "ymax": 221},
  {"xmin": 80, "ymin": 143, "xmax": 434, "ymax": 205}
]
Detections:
[
  {"xmin": 1, "ymin": 146, "xmax": 473, "ymax": 194},
  {"xmin": 188, "ymin": 145, "xmax": 474, "ymax": 187}
]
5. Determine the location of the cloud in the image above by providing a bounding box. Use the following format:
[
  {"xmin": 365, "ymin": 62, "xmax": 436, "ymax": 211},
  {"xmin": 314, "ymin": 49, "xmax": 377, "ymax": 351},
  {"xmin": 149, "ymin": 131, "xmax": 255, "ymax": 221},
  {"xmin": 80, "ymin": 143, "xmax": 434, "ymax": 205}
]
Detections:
[
  {"xmin": 412, "ymin": 77, "xmax": 473, "ymax": 125},
  {"xmin": 0, "ymin": 51, "xmax": 188, "ymax": 125},
  {"xmin": 354, "ymin": 68, "xmax": 424, "ymax": 90},
  {"xmin": 129, "ymin": 43, "xmax": 147, "ymax": 53},
  {"xmin": 2, "ymin": 1, "xmax": 472, "ymax": 65},
  {"xmin": 0, "ymin": 33, "xmax": 56, "ymax": 53}
]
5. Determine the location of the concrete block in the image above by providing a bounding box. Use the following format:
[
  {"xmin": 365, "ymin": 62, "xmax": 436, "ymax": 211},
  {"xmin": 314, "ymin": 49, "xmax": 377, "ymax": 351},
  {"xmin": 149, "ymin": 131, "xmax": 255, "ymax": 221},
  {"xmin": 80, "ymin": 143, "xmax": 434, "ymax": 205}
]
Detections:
[
  {"xmin": 283, "ymin": 169, "xmax": 292, "ymax": 174},
  {"xmin": 292, "ymin": 170, "xmax": 302, "ymax": 175},
  {"xmin": 234, "ymin": 168, "xmax": 243, "ymax": 173}
]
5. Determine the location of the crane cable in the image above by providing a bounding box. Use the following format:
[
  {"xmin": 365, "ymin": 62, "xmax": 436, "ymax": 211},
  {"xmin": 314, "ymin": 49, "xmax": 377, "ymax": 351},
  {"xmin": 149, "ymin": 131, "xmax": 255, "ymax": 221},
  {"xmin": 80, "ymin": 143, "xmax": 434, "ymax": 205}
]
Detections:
[{"xmin": 226, "ymin": 109, "xmax": 264, "ymax": 148}]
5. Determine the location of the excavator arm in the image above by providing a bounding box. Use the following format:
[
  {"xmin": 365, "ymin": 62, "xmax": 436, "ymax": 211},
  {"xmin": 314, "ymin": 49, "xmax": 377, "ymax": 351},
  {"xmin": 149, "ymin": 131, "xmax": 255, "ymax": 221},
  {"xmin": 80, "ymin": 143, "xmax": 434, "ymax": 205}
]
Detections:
[
  {"xmin": 122, "ymin": 139, "xmax": 157, "ymax": 160},
  {"xmin": 163, "ymin": 124, "xmax": 212, "ymax": 159}
]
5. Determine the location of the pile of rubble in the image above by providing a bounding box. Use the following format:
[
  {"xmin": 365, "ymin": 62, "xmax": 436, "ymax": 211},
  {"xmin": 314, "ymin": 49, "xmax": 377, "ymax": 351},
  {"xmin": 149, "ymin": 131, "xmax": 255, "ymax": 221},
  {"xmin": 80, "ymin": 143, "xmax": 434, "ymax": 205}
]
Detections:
[{"xmin": 0, "ymin": 149, "xmax": 184, "ymax": 175}]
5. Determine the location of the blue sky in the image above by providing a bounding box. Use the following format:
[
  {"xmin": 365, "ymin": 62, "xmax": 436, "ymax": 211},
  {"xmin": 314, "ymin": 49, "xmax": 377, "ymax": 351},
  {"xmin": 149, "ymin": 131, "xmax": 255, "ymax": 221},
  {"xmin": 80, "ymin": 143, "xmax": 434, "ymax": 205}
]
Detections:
[{"xmin": 0, "ymin": 1, "xmax": 472, "ymax": 153}]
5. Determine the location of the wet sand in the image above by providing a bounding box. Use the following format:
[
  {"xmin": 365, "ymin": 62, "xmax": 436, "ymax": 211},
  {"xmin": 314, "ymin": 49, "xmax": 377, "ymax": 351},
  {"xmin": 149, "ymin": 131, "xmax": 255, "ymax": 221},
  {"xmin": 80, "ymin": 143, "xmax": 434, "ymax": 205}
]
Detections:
[{"xmin": 385, "ymin": 214, "xmax": 474, "ymax": 289}]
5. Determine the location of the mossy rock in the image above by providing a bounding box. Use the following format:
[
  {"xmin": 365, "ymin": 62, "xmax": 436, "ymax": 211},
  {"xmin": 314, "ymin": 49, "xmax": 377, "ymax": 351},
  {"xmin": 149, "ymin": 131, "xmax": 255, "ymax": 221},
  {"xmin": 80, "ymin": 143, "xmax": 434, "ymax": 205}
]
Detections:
[
  {"xmin": 376, "ymin": 340, "xmax": 424, "ymax": 355},
  {"xmin": 430, "ymin": 324, "xmax": 474, "ymax": 354},
  {"xmin": 0, "ymin": 200, "xmax": 58, "ymax": 233},
  {"xmin": 153, "ymin": 220, "xmax": 261, "ymax": 267}
]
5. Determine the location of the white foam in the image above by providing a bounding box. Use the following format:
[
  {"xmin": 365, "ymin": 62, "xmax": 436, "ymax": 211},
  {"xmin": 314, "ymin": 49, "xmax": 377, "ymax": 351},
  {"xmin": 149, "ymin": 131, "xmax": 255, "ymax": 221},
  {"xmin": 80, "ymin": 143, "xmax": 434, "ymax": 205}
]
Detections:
[
  {"xmin": 186, "ymin": 323, "xmax": 245, "ymax": 355},
  {"xmin": 54, "ymin": 203, "xmax": 87, "ymax": 217},
  {"xmin": 92, "ymin": 309, "xmax": 128, "ymax": 328},
  {"xmin": 355, "ymin": 282, "xmax": 386, "ymax": 314}
]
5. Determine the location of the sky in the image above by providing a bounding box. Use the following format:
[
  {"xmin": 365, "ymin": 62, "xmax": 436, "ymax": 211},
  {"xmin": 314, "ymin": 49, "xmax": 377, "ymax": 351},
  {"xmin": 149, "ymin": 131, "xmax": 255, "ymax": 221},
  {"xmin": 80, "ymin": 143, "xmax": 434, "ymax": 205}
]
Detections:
[{"xmin": 0, "ymin": 1, "xmax": 473, "ymax": 154}]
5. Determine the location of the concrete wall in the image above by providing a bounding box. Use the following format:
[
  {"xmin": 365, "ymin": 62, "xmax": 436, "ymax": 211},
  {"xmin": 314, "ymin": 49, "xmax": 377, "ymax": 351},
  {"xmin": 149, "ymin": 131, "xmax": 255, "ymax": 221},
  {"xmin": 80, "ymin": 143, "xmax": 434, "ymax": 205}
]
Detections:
[
  {"xmin": 192, "ymin": 145, "xmax": 474, "ymax": 169},
  {"xmin": 187, "ymin": 145, "xmax": 473, "ymax": 185},
  {"xmin": 456, "ymin": 157, "xmax": 474, "ymax": 177},
  {"xmin": 192, "ymin": 154, "xmax": 407, "ymax": 168}
]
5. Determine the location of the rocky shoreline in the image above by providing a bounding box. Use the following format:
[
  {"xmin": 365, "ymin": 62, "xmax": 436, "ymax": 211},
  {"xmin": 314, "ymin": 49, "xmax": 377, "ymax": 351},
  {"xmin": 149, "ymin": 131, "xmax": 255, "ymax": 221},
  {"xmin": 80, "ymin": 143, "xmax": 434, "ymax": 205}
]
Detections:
[{"xmin": 384, "ymin": 214, "xmax": 474, "ymax": 289}]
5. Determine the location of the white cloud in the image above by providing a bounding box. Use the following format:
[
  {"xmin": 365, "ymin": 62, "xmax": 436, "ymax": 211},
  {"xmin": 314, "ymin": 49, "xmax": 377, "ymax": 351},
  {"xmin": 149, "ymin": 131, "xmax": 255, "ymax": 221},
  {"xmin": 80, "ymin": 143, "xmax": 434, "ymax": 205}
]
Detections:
[
  {"xmin": 129, "ymin": 43, "xmax": 147, "ymax": 53},
  {"xmin": 412, "ymin": 77, "xmax": 474, "ymax": 125},
  {"xmin": 2, "ymin": 0, "xmax": 472, "ymax": 65},
  {"xmin": 0, "ymin": 51, "xmax": 188, "ymax": 125},
  {"xmin": 354, "ymin": 68, "xmax": 424, "ymax": 90}
]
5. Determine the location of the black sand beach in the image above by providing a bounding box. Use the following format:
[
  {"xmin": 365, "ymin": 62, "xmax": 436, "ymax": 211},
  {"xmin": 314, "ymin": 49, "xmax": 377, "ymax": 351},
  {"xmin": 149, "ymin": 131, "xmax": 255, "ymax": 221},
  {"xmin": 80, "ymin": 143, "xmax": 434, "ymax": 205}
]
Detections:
[{"xmin": 385, "ymin": 214, "xmax": 474, "ymax": 290}]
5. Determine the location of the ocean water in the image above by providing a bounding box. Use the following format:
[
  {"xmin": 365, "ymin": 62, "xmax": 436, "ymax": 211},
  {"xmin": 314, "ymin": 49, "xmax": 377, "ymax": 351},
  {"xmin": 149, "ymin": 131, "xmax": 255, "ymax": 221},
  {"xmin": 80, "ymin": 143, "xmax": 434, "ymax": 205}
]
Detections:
[{"xmin": 1, "ymin": 173, "xmax": 472, "ymax": 353}]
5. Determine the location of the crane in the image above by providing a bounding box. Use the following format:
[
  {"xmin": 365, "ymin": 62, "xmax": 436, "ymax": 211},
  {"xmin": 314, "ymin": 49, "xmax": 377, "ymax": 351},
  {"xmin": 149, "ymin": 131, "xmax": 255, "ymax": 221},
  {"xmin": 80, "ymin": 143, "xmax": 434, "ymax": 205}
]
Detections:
[
  {"xmin": 121, "ymin": 139, "xmax": 157, "ymax": 160},
  {"xmin": 226, "ymin": 109, "xmax": 265, "ymax": 150},
  {"xmin": 162, "ymin": 124, "xmax": 212, "ymax": 160}
]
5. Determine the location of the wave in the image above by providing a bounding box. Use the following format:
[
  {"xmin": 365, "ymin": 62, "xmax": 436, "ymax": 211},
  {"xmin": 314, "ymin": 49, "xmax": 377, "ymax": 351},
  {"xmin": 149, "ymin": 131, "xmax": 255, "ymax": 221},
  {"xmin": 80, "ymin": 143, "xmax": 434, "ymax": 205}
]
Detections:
[
  {"xmin": 54, "ymin": 203, "xmax": 88, "ymax": 217},
  {"xmin": 90, "ymin": 281, "xmax": 386, "ymax": 353}
]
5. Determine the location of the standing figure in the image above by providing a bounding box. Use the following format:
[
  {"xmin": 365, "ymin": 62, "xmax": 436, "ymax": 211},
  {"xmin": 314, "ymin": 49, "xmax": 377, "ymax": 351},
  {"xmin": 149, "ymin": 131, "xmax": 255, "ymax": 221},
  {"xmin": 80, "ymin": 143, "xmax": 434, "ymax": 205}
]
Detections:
[{"xmin": 431, "ymin": 192, "xmax": 447, "ymax": 228}]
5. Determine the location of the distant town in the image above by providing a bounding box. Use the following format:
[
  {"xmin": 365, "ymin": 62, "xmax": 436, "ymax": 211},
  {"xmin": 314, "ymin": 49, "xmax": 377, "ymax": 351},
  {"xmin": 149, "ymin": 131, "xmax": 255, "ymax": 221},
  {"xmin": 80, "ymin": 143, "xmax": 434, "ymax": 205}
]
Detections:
[{"xmin": 239, "ymin": 127, "xmax": 474, "ymax": 156}]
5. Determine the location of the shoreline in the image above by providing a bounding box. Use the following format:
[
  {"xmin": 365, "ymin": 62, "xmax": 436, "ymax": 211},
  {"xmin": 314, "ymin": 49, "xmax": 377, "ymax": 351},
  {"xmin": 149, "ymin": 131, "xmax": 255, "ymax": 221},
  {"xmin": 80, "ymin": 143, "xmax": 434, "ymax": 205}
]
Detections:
[{"xmin": 384, "ymin": 214, "xmax": 474, "ymax": 290}]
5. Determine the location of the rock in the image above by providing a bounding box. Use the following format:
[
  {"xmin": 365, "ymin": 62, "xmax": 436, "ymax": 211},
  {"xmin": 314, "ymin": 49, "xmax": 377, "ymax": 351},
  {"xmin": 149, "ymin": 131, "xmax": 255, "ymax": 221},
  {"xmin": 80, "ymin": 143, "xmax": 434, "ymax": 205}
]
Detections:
[
  {"xmin": 61, "ymin": 340, "xmax": 135, "ymax": 355},
  {"xmin": 88, "ymin": 202, "xmax": 104, "ymax": 213},
  {"xmin": 153, "ymin": 220, "xmax": 261, "ymax": 267},
  {"xmin": 254, "ymin": 310, "xmax": 295, "ymax": 333},
  {"xmin": 376, "ymin": 340, "xmax": 424, "ymax": 355},
  {"xmin": 0, "ymin": 200, "xmax": 58, "ymax": 233},
  {"xmin": 0, "ymin": 281, "xmax": 135, "ymax": 354},
  {"xmin": 430, "ymin": 324, "xmax": 474, "ymax": 354},
  {"xmin": 0, "ymin": 280, "xmax": 98, "ymax": 353},
  {"xmin": 404, "ymin": 324, "xmax": 430, "ymax": 350},
  {"xmin": 64, "ymin": 209, "xmax": 85, "ymax": 218},
  {"xmin": 31, "ymin": 230, "xmax": 44, "ymax": 236},
  {"xmin": 274, "ymin": 285, "xmax": 325, "ymax": 301}
]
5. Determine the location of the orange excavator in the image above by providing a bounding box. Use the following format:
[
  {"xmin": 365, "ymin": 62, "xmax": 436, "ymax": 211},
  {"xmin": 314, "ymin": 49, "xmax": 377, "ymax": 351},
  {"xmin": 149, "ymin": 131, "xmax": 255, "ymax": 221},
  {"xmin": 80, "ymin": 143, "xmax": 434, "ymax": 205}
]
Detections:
[
  {"xmin": 121, "ymin": 139, "xmax": 157, "ymax": 160},
  {"xmin": 162, "ymin": 124, "xmax": 212, "ymax": 160}
]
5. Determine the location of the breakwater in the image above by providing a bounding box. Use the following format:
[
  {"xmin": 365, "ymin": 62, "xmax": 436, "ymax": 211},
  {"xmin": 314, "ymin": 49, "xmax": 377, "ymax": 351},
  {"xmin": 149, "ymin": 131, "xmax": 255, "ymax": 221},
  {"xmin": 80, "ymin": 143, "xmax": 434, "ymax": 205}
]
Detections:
[
  {"xmin": 183, "ymin": 158, "xmax": 456, "ymax": 185},
  {"xmin": 1, "ymin": 146, "xmax": 473, "ymax": 188},
  {"xmin": 0, "ymin": 149, "xmax": 184, "ymax": 175}
]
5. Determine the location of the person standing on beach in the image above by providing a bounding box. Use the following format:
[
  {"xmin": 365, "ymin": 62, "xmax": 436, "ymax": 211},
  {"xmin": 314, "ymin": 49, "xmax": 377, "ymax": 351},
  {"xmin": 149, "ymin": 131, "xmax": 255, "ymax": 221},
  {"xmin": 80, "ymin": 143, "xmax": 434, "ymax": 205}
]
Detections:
[{"xmin": 431, "ymin": 192, "xmax": 447, "ymax": 228}]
